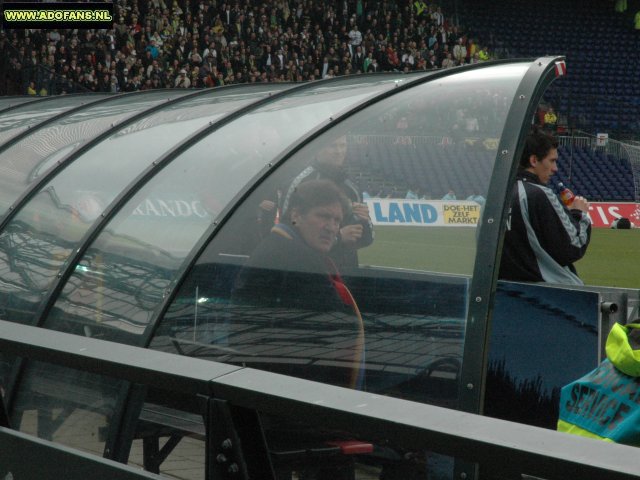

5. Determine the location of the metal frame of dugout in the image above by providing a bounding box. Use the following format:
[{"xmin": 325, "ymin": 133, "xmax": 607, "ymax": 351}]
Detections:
[
  {"xmin": 1, "ymin": 319, "xmax": 640, "ymax": 480},
  {"xmin": 1, "ymin": 57, "xmax": 640, "ymax": 479}
]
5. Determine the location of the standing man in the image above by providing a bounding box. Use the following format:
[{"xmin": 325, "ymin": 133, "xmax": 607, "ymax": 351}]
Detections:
[
  {"xmin": 499, "ymin": 128, "xmax": 591, "ymax": 285},
  {"xmin": 543, "ymin": 106, "xmax": 558, "ymax": 133}
]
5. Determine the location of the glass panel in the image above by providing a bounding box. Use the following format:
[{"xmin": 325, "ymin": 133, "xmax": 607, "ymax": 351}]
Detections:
[
  {"xmin": 487, "ymin": 282, "xmax": 600, "ymax": 428},
  {"xmin": 127, "ymin": 390, "xmax": 206, "ymax": 478},
  {"xmin": 151, "ymin": 62, "xmax": 529, "ymax": 480},
  {"xmin": 43, "ymin": 75, "xmax": 407, "ymax": 347},
  {"xmin": 0, "ymin": 94, "xmax": 110, "ymax": 145},
  {"xmin": 0, "ymin": 90, "xmax": 194, "ymax": 214},
  {"xmin": 154, "ymin": 62, "xmax": 529, "ymax": 404},
  {"xmin": 8, "ymin": 76, "xmax": 408, "ymax": 461},
  {"xmin": 0, "ymin": 86, "xmax": 281, "ymax": 390},
  {"xmin": 0, "ymin": 96, "xmax": 41, "ymax": 111},
  {"xmin": 9, "ymin": 361, "xmax": 120, "ymax": 459},
  {"xmin": 0, "ymin": 87, "xmax": 280, "ymax": 329}
]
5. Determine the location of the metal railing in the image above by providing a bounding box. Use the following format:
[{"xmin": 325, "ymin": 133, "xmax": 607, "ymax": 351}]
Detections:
[
  {"xmin": 560, "ymin": 131, "xmax": 628, "ymax": 162},
  {"xmin": 0, "ymin": 427, "xmax": 162, "ymax": 479},
  {"xmin": 0, "ymin": 319, "xmax": 639, "ymax": 480},
  {"xmin": 559, "ymin": 131, "xmax": 640, "ymax": 201}
]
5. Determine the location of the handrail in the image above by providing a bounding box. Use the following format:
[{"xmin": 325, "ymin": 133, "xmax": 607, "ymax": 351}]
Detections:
[
  {"xmin": 0, "ymin": 426, "xmax": 162, "ymax": 479},
  {"xmin": 0, "ymin": 319, "xmax": 639, "ymax": 480}
]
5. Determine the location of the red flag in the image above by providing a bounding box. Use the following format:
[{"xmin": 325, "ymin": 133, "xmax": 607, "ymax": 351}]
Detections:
[{"xmin": 554, "ymin": 61, "xmax": 567, "ymax": 77}]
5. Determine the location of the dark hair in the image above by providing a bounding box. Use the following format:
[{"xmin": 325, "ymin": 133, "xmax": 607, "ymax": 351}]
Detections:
[
  {"xmin": 612, "ymin": 217, "xmax": 631, "ymax": 229},
  {"xmin": 286, "ymin": 179, "xmax": 349, "ymax": 223},
  {"xmin": 519, "ymin": 126, "xmax": 559, "ymax": 170}
]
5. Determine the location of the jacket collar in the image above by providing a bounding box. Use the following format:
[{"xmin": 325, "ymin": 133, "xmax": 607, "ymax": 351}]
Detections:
[{"xmin": 516, "ymin": 169, "xmax": 544, "ymax": 186}]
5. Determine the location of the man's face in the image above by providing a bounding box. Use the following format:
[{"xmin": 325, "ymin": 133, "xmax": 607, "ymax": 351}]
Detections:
[
  {"xmin": 292, "ymin": 202, "xmax": 343, "ymax": 253},
  {"xmin": 316, "ymin": 136, "xmax": 347, "ymax": 167},
  {"xmin": 529, "ymin": 147, "xmax": 558, "ymax": 185}
]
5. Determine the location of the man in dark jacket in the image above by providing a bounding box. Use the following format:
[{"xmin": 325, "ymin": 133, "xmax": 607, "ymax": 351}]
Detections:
[
  {"xmin": 281, "ymin": 135, "xmax": 374, "ymax": 271},
  {"xmin": 499, "ymin": 128, "xmax": 592, "ymax": 284},
  {"xmin": 232, "ymin": 179, "xmax": 365, "ymax": 389},
  {"xmin": 235, "ymin": 180, "xmax": 350, "ymax": 309}
]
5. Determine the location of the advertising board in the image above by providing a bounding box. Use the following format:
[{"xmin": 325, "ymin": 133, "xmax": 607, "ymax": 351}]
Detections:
[
  {"xmin": 365, "ymin": 199, "xmax": 481, "ymax": 227},
  {"xmin": 365, "ymin": 199, "xmax": 639, "ymax": 229},
  {"xmin": 587, "ymin": 202, "xmax": 640, "ymax": 228}
]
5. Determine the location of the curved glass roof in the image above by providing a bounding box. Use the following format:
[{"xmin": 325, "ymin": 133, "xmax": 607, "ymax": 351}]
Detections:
[
  {"xmin": 0, "ymin": 90, "xmax": 200, "ymax": 214},
  {"xmin": 0, "ymin": 96, "xmax": 43, "ymax": 111},
  {"xmin": 0, "ymin": 94, "xmax": 115, "ymax": 146},
  {"xmin": 0, "ymin": 59, "xmax": 567, "ymax": 467}
]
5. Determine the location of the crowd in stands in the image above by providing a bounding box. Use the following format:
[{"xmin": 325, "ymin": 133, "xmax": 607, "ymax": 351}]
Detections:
[{"xmin": 0, "ymin": 0, "xmax": 496, "ymax": 96}]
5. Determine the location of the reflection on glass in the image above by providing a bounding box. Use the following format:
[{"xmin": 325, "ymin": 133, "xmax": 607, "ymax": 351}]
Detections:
[
  {"xmin": 44, "ymin": 75, "xmax": 403, "ymax": 346},
  {"xmin": 0, "ymin": 90, "xmax": 193, "ymax": 214},
  {"xmin": 6, "ymin": 76, "xmax": 404, "ymax": 464},
  {"xmin": 0, "ymin": 96, "xmax": 39, "ymax": 111},
  {"xmin": 0, "ymin": 94, "xmax": 110, "ymax": 145},
  {"xmin": 0, "ymin": 87, "xmax": 285, "ymax": 405},
  {"xmin": 280, "ymin": 134, "xmax": 374, "ymax": 272},
  {"xmin": 0, "ymin": 62, "xmax": 541, "ymax": 478},
  {"xmin": 0, "ymin": 86, "xmax": 279, "ymax": 338},
  {"xmin": 10, "ymin": 361, "xmax": 120, "ymax": 459},
  {"xmin": 152, "ymin": 62, "xmax": 529, "ymax": 480},
  {"xmin": 156, "ymin": 62, "xmax": 529, "ymax": 405},
  {"xmin": 229, "ymin": 180, "xmax": 365, "ymax": 388}
]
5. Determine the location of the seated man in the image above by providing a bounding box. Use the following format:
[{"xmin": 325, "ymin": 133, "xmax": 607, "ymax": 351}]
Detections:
[
  {"xmin": 231, "ymin": 179, "xmax": 365, "ymax": 389},
  {"xmin": 281, "ymin": 135, "xmax": 373, "ymax": 271}
]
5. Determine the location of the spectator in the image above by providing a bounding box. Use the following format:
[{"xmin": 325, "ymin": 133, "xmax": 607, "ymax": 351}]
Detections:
[
  {"xmin": 453, "ymin": 37, "xmax": 467, "ymax": 65},
  {"xmin": 401, "ymin": 49, "xmax": 415, "ymax": 69},
  {"xmin": 174, "ymin": 68, "xmax": 191, "ymax": 88},
  {"xmin": 386, "ymin": 45, "xmax": 401, "ymax": 69},
  {"xmin": 614, "ymin": 0, "xmax": 628, "ymax": 12},
  {"xmin": 363, "ymin": 52, "xmax": 374, "ymax": 72},
  {"xmin": 467, "ymin": 38, "xmax": 478, "ymax": 61},
  {"xmin": 145, "ymin": 39, "xmax": 160, "ymax": 59},
  {"xmin": 466, "ymin": 194, "xmax": 486, "ymax": 206},
  {"xmin": 478, "ymin": 46, "xmax": 491, "ymax": 61},
  {"xmin": 367, "ymin": 56, "xmax": 381, "ymax": 73},
  {"xmin": 441, "ymin": 52, "xmax": 455, "ymax": 69},
  {"xmin": 352, "ymin": 46, "xmax": 366, "ymax": 72},
  {"xmin": 543, "ymin": 107, "xmax": 558, "ymax": 133},
  {"xmin": 348, "ymin": 25, "xmax": 362, "ymax": 54},
  {"xmin": 442, "ymin": 190, "xmax": 457, "ymax": 200},
  {"xmin": 426, "ymin": 53, "xmax": 439, "ymax": 69},
  {"xmin": 432, "ymin": 6, "xmax": 445, "ymax": 26},
  {"xmin": 2, "ymin": 0, "xmax": 490, "ymax": 96},
  {"xmin": 414, "ymin": 1, "xmax": 428, "ymax": 16},
  {"xmin": 118, "ymin": 67, "xmax": 130, "ymax": 89},
  {"xmin": 406, "ymin": 187, "xmax": 419, "ymax": 200}
]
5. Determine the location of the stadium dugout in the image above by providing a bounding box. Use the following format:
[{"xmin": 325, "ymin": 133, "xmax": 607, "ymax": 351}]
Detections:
[{"xmin": 0, "ymin": 57, "xmax": 639, "ymax": 479}]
